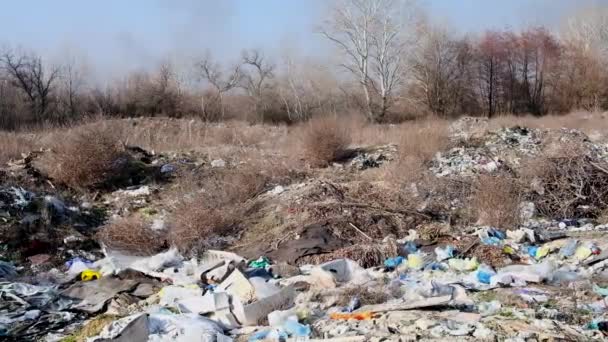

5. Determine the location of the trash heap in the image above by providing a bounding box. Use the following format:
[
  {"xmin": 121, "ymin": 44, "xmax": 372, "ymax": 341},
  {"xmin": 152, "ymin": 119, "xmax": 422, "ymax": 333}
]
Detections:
[
  {"xmin": 431, "ymin": 126, "xmax": 543, "ymax": 177},
  {"xmin": 5, "ymin": 121, "xmax": 608, "ymax": 340},
  {"xmin": 2, "ymin": 224, "xmax": 608, "ymax": 341},
  {"xmin": 431, "ymin": 125, "xmax": 608, "ymax": 178}
]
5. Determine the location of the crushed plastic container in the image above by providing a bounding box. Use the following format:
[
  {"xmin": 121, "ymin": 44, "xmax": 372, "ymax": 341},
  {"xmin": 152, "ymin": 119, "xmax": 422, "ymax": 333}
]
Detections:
[
  {"xmin": 560, "ymin": 239, "xmax": 578, "ymax": 258},
  {"xmin": 283, "ymin": 318, "xmax": 311, "ymax": 337}
]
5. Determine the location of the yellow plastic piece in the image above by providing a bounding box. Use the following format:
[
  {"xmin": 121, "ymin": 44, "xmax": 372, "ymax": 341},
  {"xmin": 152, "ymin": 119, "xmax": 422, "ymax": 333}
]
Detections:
[
  {"xmin": 575, "ymin": 246, "xmax": 592, "ymax": 261},
  {"xmin": 407, "ymin": 254, "xmax": 424, "ymax": 270},
  {"xmin": 535, "ymin": 246, "xmax": 550, "ymax": 259},
  {"xmin": 80, "ymin": 269, "xmax": 101, "ymax": 281}
]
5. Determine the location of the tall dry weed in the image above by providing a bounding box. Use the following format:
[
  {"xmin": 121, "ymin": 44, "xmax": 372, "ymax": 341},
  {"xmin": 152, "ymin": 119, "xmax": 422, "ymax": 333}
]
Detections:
[
  {"xmin": 297, "ymin": 115, "xmax": 351, "ymax": 167},
  {"xmin": 471, "ymin": 173, "xmax": 522, "ymax": 229},
  {"xmin": 97, "ymin": 215, "xmax": 166, "ymax": 255},
  {"xmin": 43, "ymin": 125, "xmax": 128, "ymax": 190},
  {"xmin": 384, "ymin": 119, "xmax": 449, "ymax": 184}
]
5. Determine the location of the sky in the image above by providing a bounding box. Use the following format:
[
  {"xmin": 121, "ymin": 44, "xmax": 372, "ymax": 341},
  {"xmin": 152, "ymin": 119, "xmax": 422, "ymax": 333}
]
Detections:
[{"xmin": 0, "ymin": 0, "xmax": 605, "ymax": 77}]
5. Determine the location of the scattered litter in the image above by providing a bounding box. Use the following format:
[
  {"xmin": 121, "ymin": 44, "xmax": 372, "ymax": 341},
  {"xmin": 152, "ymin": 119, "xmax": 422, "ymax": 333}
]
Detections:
[{"xmin": 211, "ymin": 159, "xmax": 226, "ymax": 168}]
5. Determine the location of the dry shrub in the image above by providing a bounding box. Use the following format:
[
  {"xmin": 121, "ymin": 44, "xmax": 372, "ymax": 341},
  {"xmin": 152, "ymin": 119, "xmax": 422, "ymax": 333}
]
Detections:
[
  {"xmin": 168, "ymin": 165, "xmax": 269, "ymax": 254},
  {"xmin": 471, "ymin": 173, "xmax": 522, "ymax": 229},
  {"xmin": 169, "ymin": 204, "xmax": 235, "ymax": 254},
  {"xmin": 97, "ymin": 215, "xmax": 166, "ymax": 255},
  {"xmin": 298, "ymin": 116, "xmax": 351, "ymax": 167},
  {"xmin": 521, "ymin": 143, "xmax": 608, "ymax": 219},
  {"xmin": 44, "ymin": 125, "xmax": 128, "ymax": 189},
  {"xmin": 221, "ymin": 168, "xmax": 269, "ymax": 203}
]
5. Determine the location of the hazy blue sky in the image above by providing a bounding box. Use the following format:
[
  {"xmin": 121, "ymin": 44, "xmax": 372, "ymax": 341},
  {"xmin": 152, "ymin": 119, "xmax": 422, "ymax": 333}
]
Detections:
[{"xmin": 0, "ymin": 0, "xmax": 604, "ymax": 75}]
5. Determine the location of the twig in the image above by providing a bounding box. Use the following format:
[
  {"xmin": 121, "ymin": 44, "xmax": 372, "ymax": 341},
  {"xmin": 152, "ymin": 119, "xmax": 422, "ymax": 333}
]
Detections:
[
  {"xmin": 348, "ymin": 222, "xmax": 373, "ymax": 241},
  {"xmin": 310, "ymin": 201, "xmax": 430, "ymax": 218},
  {"xmin": 590, "ymin": 161, "xmax": 608, "ymax": 175}
]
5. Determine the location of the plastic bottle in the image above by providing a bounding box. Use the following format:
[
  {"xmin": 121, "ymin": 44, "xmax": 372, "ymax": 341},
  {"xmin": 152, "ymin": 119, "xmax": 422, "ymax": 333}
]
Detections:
[
  {"xmin": 283, "ymin": 318, "xmax": 311, "ymax": 338},
  {"xmin": 559, "ymin": 239, "xmax": 578, "ymax": 258},
  {"xmin": 345, "ymin": 296, "xmax": 361, "ymax": 312},
  {"xmin": 475, "ymin": 264, "xmax": 496, "ymax": 284}
]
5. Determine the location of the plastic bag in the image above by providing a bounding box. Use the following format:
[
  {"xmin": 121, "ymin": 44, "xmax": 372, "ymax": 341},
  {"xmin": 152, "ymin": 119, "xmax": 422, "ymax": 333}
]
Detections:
[
  {"xmin": 435, "ymin": 246, "xmax": 455, "ymax": 261},
  {"xmin": 476, "ymin": 264, "xmax": 496, "ymax": 284},
  {"xmin": 384, "ymin": 256, "xmax": 405, "ymax": 269},
  {"xmin": 448, "ymin": 258, "xmax": 479, "ymax": 272},
  {"xmin": 407, "ymin": 253, "xmax": 424, "ymax": 270}
]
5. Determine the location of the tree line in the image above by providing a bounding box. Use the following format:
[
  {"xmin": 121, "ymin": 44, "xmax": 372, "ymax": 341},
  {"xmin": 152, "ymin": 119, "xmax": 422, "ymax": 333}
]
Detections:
[{"xmin": 1, "ymin": 0, "xmax": 608, "ymax": 130}]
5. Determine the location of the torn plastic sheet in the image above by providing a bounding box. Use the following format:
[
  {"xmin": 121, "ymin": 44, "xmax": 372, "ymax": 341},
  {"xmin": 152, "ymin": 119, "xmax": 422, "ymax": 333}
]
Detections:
[
  {"xmin": 89, "ymin": 312, "xmax": 233, "ymax": 342},
  {"xmin": 0, "ymin": 261, "xmax": 17, "ymax": 279},
  {"xmin": 319, "ymin": 259, "xmax": 372, "ymax": 284},
  {"xmin": 0, "ymin": 282, "xmax": 78, "ymax": 339}
]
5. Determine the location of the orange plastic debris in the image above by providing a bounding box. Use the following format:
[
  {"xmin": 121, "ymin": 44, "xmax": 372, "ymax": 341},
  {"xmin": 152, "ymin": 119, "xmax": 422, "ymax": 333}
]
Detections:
[{"xmin": 329, "ymin": 312, "xmax": 375, "ymax": 321}]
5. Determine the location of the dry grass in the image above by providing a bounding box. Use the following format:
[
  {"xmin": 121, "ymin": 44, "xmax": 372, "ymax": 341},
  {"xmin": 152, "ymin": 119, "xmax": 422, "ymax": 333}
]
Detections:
[
  {"xmin": 97, "ymin": 215, "xmax": 166, "ymax": 255},
  {"xmin": 335, "ymin": 286, "xmax": 390, "ymax": 307},
  {"xmin": 398, "ymin": 119, "xmax": 450, "ymax": 161},
  {"xmin": 471, "ymin": 173, "xmax": 522, "ymax": 229},
  {"xmin": 42, "ymin": 124, "xmax": 129, "ymax": 190},
  {"xmin": 298, "ymin": 239, "xmax": 400, "ymax": 268},
  {"xmin": 0, "ymin": 132, "xmax": 38, "ymax": 166},
  {"xmin": 381, "ymin": 119, "xmax": 449, "ymax": 185},
  {"xmin": 297, "ymin": 115, "xmax": 351, "ymax": 167}
]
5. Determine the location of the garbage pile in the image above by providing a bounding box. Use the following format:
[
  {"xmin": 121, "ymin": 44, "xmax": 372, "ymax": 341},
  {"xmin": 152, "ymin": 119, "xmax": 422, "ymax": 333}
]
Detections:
[
  {"xmin": 347, "ymin": 144, "xmax": 397, "ymax": 170},
  {"xmin": 1, "ymin": 223, "xmax": 607, "ymax": 341},
  {"xmin": 5, "ymin": 121, "xmax": 608, "ymax": 341},
  {"xmin": 431, "ymin": 126, "xmax": 608, "ymax": 178}
]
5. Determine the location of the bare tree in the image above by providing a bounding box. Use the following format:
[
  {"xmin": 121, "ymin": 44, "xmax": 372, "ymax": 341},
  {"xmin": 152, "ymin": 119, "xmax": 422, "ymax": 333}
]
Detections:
[
  {"xmin": 242, "ymin": 49, "xmax": 275, "ymax": 98},
  {"xmin": 277, "ymin": 54, "xmax": 339, "ymax": 122},
  {"xmin": 321, "ymin": 0, "xmax": 417, "ymax": 121},
  {"xmin": 411, "ymin": 25, "xmax": 478, "ymax": 117},
  {"xmin": 1, "ymin": 50, "xmax": 60, "ymax": 119},
  {"xmin": 563, "ymin": 6, "xmax": 608, "ymax": 62},
  {"xmin": 60, "ymin": 56, "xmax": 86, "ymax": 118},
  {"xmin": 196, "ymin": 54, "xmax": 241, "ymax": 120},
  {"xmin": 240, "ymin": 49, "xmax": 275, "ymax": 116}
]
